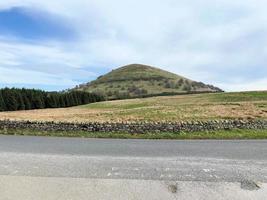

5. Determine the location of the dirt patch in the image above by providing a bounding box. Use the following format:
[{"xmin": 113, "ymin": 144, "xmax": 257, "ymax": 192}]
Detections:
[
  {"xmin": 167, "ymin": 184, "xmax": 178, "ymax": 193},
  {"xmin": 240, "ymin": 180, "xmax": 260, "ymax": 191}
]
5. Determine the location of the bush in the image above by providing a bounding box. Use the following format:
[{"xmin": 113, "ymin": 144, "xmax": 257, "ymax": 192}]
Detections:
[
  {"xmin": 165, "ymin": 81, "xmax": 175, "ymax": 89},
  {"xmin": 182, "ymin": 84, "xmax": 192, "ymax": 92},
  {"xmin": 176, "ymin": 79, "xmax": 184, "ymax": 88}
]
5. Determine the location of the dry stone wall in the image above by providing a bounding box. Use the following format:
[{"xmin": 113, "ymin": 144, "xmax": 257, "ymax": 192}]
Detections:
[{"xmin": 0, "ymin": 120, "xmax": 266, "ymax": 133}]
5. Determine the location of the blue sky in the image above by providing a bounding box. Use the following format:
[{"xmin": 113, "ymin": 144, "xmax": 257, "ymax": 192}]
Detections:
[{"xmin": 0, "ymin": 0, "xmax": 266, "ymax": 91}]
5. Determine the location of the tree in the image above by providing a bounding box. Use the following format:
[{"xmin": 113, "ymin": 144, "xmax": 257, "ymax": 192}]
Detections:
[
  {"xmin": 164, "ymin": 81, "xmax": 173, "ymax": 89},
  {"xmin": 45, "ymin": 94, "xmax": 58, "ymax": 108},
  {"xmin": 182, "ymin": 84, "xmax": 192, "ymax": 92},
  {"xmin": 17, "ymin": 93, "xmax": 25, "ymax": 110},
  {"xmin": 67, "ymin": 93, "xmax": 75, "ymax": 106},
  {"xmin": 140, "ymin": 89, "xmax": 148, "ymax": 95},
  {"xmin": 177, "ymin": 79, "xmax": 184, "ymax": 88},
  {"xmin": 2, "ymin": 88, "xmax": 17, "ymax": 111},
  {"xmin": 0, "ymin": 88, "xmax": 105, "ymax": 111},
  {"xmin": 59, "ymin": 96, "xmax": 66, "ymax": 107},
  {"xmin": 71, "ymin": 92, "xmax": 79, "ymax": 106},
  {"xmin": 33, "ymin": 95, "xmax": 44, "ymax": 109},
  {"xmin": 107, "ymin": 91, "xmax": 113, "ymax": 97},
  {"xmin": 0, "ymin": 91, "xmax": 5, "ymax": 111},
  {"xmin": 23, "ymin": 95, "xmax": 31, "ymax": 110}
]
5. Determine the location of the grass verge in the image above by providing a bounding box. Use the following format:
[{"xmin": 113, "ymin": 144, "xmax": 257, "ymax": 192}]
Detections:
[{"xmin": 0, "ymin": 128, "xmax": 267, "ymax": 139}]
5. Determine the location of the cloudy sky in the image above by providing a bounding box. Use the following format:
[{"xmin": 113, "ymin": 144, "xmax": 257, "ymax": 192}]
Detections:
[{"xmin": 0, "ymin": 0, "xmax": 266, "ymax": 91}]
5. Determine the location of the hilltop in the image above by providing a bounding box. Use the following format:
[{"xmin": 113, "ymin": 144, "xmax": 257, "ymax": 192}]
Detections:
[{"xmin": 75, "ymin": 64, "xmax": 223, "ymax": 99}]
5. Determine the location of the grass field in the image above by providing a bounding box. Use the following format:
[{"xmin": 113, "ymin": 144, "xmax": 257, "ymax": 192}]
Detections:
[
  {"xmin": 1, "ymin": 128, "xmax": 267, "ymax": 139},
  {"xmin": 0, "ymin": 91, "xmax": 266, "ymax": 123}
]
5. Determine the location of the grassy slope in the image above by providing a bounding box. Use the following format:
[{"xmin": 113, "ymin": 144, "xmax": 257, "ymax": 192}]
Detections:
[
  {"xmin": 1, "ymin": 128, "xmax": 267, "ymax": 139},
  {"xmin": 1, "ymin": 91, "xmax": 266, "ymax": 139},
  {"xmin": 81, "ymin": 91, "xmax": 267, "ymax": 122},
  {"xmin": 76, "ymin": 64, "xmax": 221, "ymax": 99},
  {"xmin": 211, "ymin": 91, "xmax": 267, "ymax": 102},
  {"xmin": 0, "ymin": 91, "xmax": 266, "ymax": 123}
]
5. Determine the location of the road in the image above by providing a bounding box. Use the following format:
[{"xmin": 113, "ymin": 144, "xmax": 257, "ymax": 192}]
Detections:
[{"xmin": 0, "ymin": 135, "xmax": 267, "ymax": 199}]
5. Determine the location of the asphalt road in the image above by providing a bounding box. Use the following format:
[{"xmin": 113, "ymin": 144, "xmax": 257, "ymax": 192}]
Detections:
[
  {"xmin": 0, "ymin": 135, "xmax": 267, "ymax": 181},
  {"xmin": 1, "ymin": 135, "xmax": 267, "ymax": 159},
  {"xmin": 0, "ymin": 135, "xmax": 267, "ymax": 199}
]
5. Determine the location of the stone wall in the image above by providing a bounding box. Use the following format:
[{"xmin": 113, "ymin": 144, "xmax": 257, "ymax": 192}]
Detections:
[{"xmin": 0, "ymin": 120, "xmax": 266, "ymax": 133}]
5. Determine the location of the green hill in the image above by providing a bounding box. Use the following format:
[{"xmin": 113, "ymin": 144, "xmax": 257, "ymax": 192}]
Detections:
[{"xmin": 75, "ymin": 64, "xmax": 223, "ymax": 99}]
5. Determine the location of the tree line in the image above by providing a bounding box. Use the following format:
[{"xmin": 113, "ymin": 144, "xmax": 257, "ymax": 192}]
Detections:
[{"xmin": 0, "ymin": 88, "xmax": 105, "ymax": 112}]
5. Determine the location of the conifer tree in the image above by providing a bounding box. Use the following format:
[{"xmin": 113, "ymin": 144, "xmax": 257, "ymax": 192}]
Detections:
[
  {"xmin": 0, "ymin": 91, "xmax": 5, "ymax": 111},
  {"xmin": 0, "ymin": 88, "xmax": 104, "ymax": 111},
  {"xmin": 17, "ymin": 93, "xmax": 25, "ymax": 110},
  {"xmin": 2, "ymin": 88, "xmax": 17, "ymax": 111}
]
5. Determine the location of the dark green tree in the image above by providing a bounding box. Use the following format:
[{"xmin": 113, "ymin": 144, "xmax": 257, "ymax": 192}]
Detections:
[
  {"xmin": 17, "ymin": 93, "xmax": 25, "ymax": 110},
  {"xmin": 0, "ymin": 91, "xmax": 5, "ymax": 111},
  {"xmin": 2, "ymin": 88, "xmax": 17, "ymax": 111},
  {"xmin": 59, "ymin": 96, "xmax": 66, "ymax": 107},
  {"xmin": 0, "ymin": 88, "xmax": 105, "ymax": 111}
]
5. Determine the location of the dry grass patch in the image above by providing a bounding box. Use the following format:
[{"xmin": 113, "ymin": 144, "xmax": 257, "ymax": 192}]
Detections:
[{"xmin": 0, "ymin": 92, "xmax": 266, "ymax": 123}]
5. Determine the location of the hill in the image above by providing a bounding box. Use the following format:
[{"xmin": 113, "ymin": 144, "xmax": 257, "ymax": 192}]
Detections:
[{"xmin": 75, "ymin": 64, "xmax": 223, "ymax": 99}]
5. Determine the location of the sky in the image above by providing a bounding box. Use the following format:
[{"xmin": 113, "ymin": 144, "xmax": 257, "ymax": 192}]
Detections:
[{"xmin": 0, "ymin": 0, "xmax": 266, "ymax": 92}]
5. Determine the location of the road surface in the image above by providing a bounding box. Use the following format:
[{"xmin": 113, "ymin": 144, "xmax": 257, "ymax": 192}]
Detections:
[{"xmin": 0, "ymin": 135, "xmax": 267, "ymax": 199}]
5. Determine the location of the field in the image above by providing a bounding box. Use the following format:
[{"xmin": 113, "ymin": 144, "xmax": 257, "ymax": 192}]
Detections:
[{"xmin": 0, "ymin": 91, "xmax": 266, "ymax": 123}]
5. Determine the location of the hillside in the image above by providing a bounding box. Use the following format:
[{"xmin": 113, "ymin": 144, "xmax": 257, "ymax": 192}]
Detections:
[
  {"xmin": 1, "ymin": 91, "xmax": 266, "ymax": 123},
  {"xmin": 75, "ymin": 64, "xmax": 223, "ymax": 99}
]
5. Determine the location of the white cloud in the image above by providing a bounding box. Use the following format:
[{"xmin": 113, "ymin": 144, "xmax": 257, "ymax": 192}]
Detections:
[
  {"xmin": 0, "ymin": 0, "xmax": 266, "ymax": 91},
  {"xmin": 218, "ymin": 78, "xmax": 267, "ymax": 92},
  {"xmin": 0, "ymin": 66, "xmax": 79, "ymax": 86},
  {"xmin": 0, "ymin": 38, "xmax": 96, "ymax": 88}
]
